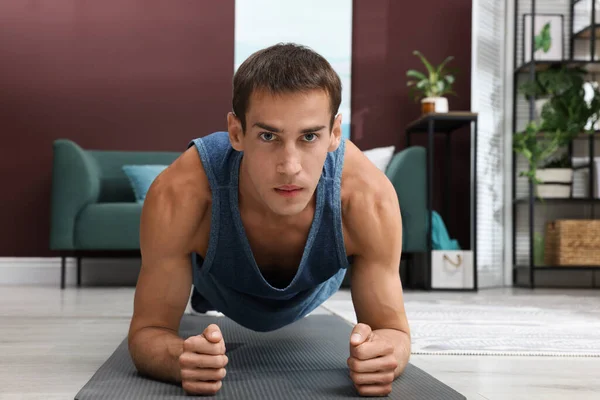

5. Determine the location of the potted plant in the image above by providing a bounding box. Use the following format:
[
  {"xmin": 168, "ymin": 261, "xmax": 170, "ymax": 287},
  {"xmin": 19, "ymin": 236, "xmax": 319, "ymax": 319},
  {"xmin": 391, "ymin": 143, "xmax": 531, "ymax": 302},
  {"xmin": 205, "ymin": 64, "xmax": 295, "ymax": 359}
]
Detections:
[
  {"xmin": 519, "ymin": 66, "xmax": 575, "ymax": 120},
  {"xmin": 536, "ymin": 152, "xmax": 573, "ymax": 198},
  {"xmin": 516, "ymin": 62, "xmax": 600, "ymax": 199},
  {"xmin": 540, "ymin": 68, "xmax": 600, "ymax": 138},
  {"xmin": 406, "ymin": 51, "xmax": 456, "ymax": 114},
  {"xmin": 513, "ymin": 121, "xmax": 561, "ymax": 192}
]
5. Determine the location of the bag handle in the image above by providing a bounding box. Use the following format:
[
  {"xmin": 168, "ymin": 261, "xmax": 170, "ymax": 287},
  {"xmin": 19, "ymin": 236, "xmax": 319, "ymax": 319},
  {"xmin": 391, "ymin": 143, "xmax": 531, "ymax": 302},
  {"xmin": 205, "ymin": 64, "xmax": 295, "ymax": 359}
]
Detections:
[{"xmin": 443, "ymin": 254, "xmax": 462, "ymax": 267}]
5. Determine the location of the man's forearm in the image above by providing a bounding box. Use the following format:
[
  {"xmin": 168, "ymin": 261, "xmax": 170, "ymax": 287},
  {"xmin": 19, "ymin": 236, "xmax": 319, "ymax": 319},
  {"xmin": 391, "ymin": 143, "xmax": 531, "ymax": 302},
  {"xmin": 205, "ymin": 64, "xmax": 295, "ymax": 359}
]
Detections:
[
  {"xmin": 373, "ymin": 329, "xmax": 411, "ymax": 378},
  {"xmin": 128, "ymin": 327, "xmax": 184, "ymax": 383}
]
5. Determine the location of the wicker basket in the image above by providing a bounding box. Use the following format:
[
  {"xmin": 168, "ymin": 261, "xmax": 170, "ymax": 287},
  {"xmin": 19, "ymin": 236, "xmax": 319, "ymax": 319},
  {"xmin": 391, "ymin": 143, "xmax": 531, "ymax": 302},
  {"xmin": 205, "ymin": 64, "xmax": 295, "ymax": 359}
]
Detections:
[{"xmin": 544, "ymin": 220, "xmax": 600, "ymax": 266}]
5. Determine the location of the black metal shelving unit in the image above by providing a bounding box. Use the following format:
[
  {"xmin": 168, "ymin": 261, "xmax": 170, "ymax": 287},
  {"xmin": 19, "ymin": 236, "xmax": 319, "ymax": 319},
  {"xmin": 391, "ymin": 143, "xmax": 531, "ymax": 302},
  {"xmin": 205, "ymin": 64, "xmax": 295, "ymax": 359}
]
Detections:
[{"xmin": 512, "ymin": 0, "xmax": 600, "ymax": 289}]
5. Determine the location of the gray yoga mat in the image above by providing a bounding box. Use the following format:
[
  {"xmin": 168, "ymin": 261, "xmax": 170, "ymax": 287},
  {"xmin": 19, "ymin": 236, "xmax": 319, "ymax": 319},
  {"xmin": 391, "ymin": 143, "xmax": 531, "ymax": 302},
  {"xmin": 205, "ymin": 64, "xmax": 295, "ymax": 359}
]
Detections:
[{"xmin": 75, "ymin": 314, "xmax": 465, "ymax": 399}]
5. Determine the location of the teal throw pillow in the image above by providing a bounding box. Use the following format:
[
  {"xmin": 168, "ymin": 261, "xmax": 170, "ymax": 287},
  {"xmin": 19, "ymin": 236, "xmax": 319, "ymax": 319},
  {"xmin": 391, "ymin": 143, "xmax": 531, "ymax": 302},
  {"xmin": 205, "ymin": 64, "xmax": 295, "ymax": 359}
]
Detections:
[{"xmin": 122, "ymin": 164, "xmax": 168, "ymax": 203}]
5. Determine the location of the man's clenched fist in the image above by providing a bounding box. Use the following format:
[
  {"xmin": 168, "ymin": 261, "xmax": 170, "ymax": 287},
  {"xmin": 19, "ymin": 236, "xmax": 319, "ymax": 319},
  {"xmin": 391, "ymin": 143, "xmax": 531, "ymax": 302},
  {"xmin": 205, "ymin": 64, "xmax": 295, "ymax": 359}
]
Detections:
[
  {"xmin": 347, "ymin": 323, "xmax": 398, "ymax": 397},
  {"xmin": 179, "ymin": 324, "xmax": 228, "ymax": 395}
]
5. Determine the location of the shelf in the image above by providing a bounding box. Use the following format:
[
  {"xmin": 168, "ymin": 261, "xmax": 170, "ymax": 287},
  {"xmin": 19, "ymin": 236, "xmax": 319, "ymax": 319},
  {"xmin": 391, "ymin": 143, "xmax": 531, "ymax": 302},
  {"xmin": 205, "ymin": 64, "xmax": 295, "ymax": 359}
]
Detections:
[
  {"xmin": 573, "ymin": 163, "xmax": 593, "ymax": 170},
  {"xmin": 515, "ymin": 60, "xmax": 600, "ymax": 74},
  {"xmin": 405, "ymin": 112, "xmax": 478, "ymax": 134},
  {"xmin": 573, "ymin": 24, "xmax": 600, "ymax": 40},
  {"xmin": 515, "ymin": 265, "xmax": 600, "ymax": 271},
  {"xmin": 522, "ymin": 131, "xmax": 600, "ymax": 139},
  {"xmin": 513, "ymin": 197, "xmax": 600, "ymax": 204}
]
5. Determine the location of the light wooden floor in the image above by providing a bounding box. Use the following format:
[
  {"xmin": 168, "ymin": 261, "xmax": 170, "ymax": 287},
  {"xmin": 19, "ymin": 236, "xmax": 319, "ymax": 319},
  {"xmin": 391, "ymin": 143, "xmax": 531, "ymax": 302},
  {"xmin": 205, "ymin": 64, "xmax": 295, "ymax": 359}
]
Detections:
[{"xmin": 0, "ymin": 286, "xmax": 599, "ymax": 400}]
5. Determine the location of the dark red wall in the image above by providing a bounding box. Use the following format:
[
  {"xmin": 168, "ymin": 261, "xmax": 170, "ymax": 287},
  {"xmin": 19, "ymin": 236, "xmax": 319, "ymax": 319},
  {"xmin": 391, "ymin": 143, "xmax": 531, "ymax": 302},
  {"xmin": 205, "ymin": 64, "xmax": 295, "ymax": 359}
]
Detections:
[
  {"xmin": 351, "ymin": 0, "xmax": 473, "ymax": 249},
  {"xmin": 0, "ymin": 0, "xmax": 471, "ymax": 257}
]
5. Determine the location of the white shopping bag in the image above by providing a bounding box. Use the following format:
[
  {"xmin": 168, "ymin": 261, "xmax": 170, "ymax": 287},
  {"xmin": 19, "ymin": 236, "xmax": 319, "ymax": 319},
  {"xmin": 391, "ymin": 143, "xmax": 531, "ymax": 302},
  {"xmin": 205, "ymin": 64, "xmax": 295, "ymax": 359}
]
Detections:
[{"xmin": 431, "ymin": 250, "xmax": 474, "ymax": 289}]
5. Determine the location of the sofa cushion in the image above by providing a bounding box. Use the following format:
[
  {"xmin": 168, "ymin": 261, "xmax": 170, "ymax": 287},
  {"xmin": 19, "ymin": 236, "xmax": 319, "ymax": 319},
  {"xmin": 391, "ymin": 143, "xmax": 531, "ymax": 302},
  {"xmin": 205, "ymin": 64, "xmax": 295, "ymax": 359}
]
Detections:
[
  {"xmin": 88, "ymin": 150, "xmax": 180, "ymax": 203},
  {"xmin": 363, "ymin": 145, "xmax": 395, "ymax": 172},
  {"xmin": 122, "ymin": 165, "xmax": 168, "ymax": 203},
  {"xmin": 74, "ymin": 203, "xmax": 143, "ymax": 250}
]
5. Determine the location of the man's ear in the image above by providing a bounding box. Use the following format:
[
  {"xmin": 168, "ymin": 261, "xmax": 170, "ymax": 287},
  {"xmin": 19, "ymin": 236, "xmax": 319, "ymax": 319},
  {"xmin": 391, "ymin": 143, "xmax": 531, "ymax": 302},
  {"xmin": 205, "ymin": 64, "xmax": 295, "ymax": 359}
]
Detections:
[
  {"xmin": 328, "ymin": 113, "xmax": 343, "ymax": 152},
  {"xmin": 227, "ymin": 112, "xmax": 244, "ymax": 151}
]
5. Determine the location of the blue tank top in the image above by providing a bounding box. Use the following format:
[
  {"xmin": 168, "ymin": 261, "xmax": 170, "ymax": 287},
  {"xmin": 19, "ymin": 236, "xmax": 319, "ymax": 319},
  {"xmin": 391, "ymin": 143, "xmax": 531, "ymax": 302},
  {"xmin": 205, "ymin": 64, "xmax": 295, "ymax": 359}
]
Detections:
[{"xmin": 187, "ymin": 131, "xmax": 350, "ymax": 332}]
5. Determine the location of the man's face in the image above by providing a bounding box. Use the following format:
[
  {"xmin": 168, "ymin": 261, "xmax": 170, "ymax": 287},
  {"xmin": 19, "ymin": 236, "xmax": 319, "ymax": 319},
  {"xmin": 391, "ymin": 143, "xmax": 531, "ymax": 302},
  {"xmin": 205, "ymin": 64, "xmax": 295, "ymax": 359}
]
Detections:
[{"xmin": 228, "ymin": 88, "xmax": 342, "ymax": 217}]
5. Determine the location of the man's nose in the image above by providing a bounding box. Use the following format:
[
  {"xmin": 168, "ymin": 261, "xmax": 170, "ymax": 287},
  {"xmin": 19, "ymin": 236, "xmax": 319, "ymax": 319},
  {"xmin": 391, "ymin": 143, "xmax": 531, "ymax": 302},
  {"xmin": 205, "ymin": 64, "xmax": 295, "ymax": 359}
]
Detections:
[{"xmin": 276, "ymin": 147, "xmax": 302, "ymax": 176}]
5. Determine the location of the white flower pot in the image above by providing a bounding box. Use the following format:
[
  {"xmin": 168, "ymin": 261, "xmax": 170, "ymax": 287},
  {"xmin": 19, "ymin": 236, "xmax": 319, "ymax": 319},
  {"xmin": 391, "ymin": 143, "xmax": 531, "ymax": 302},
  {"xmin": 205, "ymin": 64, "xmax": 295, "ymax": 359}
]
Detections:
[
  {"xmin": 421, "ymin": 97, "xmax": 449, "ymax": 114},
  {"xmin": 535, "ymin": 168, "xmax": 573, "ymax": 198}
]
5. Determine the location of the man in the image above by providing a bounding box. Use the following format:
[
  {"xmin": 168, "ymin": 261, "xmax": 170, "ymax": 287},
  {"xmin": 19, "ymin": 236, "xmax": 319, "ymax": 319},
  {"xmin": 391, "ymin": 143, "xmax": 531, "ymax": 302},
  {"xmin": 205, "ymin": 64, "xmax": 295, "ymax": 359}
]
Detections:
[{"xmin": 127, "ymin": 43, "xmax": 411, "ymax": 397}]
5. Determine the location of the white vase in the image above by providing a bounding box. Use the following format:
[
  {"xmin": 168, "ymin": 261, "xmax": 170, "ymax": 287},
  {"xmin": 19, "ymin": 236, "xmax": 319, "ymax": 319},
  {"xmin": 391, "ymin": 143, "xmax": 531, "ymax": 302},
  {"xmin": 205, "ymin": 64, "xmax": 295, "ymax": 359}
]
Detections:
[
  {"xmin": 535, "ymin": 168, "xmax": 573, "ymax": 198},
  {"xmin": 421, "ymin": 97, "xmax": 449, "ymax": 113}
]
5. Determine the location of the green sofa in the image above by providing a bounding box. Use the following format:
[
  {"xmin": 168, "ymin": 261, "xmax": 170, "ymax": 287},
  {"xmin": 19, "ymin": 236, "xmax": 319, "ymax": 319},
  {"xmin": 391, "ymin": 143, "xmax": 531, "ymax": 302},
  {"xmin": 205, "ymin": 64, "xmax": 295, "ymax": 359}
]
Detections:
[
  {"xmin": 50, "ymin": 139, "xmax": 181, "ymax": 288},
  {"xmin": 386, "ymin": 146, "xmax": 427, "ymax": 253},
  {"xmin": 50, "ymin": 139, "xmax": 427, "ymax": 289}
]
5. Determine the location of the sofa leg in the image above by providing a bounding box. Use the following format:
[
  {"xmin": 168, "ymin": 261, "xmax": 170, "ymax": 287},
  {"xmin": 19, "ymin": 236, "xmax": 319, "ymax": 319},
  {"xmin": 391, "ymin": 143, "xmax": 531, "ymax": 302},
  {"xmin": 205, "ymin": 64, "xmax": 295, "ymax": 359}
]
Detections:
[
  {"xmin": 77, "ymin": 256, "xmax": 82, "ymax": 287},
  {"xmin": 61, "ymin": 255, "xmax": 66, "ymax": 290}
]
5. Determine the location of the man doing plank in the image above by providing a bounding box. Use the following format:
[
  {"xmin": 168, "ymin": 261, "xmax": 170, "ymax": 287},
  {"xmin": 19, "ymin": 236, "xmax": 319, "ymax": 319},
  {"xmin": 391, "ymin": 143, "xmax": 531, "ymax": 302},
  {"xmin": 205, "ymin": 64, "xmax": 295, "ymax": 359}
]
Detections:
[{"xmin": 127, "ymin": 43, "xmax": 411, "ymax": 397}]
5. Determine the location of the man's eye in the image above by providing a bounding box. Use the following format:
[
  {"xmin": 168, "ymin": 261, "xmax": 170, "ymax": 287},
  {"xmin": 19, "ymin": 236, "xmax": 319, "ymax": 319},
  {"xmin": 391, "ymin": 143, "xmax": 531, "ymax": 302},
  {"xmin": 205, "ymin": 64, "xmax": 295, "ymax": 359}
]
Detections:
[
  {"xmin": 303, "ymin": 133, "xmax": 317, "ymax": 142},
  {"xmin": 260, "ymin": 132, "xmax": 275, "ymax": 141}
]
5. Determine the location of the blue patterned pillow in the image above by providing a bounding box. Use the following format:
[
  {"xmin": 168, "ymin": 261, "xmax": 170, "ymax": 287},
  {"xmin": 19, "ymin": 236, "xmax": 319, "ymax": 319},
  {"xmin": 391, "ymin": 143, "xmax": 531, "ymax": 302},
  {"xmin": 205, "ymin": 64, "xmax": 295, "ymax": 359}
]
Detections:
[{"xmin": 122, "ymin": 165, "xmax": 167, "ymax": 203}]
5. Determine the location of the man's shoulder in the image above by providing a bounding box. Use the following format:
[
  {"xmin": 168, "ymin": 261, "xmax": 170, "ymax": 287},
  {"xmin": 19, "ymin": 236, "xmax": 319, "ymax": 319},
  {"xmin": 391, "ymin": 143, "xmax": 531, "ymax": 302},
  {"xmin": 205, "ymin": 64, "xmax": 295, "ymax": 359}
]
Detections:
[
  {"xmin": 340, "ymin": 140, "xmax": 400, "ymax": 256},
  {"xmin": 340, "ymin": 140, "xmax": 397, "ymax": 209},
  {"xmin": 144, "ymin": 146, "xmax": 211, "ymax": 223}
]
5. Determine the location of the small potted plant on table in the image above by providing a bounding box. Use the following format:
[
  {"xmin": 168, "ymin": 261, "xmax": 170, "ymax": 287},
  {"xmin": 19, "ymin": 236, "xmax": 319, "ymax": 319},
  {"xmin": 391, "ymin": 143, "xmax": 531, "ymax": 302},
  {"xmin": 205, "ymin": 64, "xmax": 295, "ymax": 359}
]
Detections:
[{"xmin": 406, "ymin": 51, "xmax": 456, "ymax": 114}]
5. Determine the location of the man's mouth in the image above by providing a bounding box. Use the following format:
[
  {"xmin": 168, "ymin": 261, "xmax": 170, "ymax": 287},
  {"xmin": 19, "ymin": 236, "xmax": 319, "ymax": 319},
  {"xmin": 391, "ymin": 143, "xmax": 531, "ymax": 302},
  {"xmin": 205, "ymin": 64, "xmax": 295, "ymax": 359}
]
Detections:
[
  {"xmin": 277, "ymin": 185, "xmax": 302, "ymax": 191},
  {"xmin": 274, "ymin": 185, "xmax": 303, "ymax": 197}
]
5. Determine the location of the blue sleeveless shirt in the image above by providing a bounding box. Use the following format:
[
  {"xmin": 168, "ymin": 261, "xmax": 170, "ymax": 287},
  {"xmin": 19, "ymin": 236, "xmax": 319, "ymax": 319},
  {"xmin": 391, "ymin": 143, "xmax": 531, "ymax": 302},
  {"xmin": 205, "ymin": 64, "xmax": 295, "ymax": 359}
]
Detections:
[{"xmin": 187, "ymin": 131, "xmax": 350, "ymax": 332}]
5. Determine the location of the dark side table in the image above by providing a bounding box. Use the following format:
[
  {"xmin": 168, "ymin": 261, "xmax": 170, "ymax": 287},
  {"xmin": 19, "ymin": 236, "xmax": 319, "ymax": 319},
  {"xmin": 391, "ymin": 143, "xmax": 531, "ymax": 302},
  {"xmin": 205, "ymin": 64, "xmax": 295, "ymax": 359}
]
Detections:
[{"xmin": 405, "ymin": 112, "xmax": 478, "ymax": 291}]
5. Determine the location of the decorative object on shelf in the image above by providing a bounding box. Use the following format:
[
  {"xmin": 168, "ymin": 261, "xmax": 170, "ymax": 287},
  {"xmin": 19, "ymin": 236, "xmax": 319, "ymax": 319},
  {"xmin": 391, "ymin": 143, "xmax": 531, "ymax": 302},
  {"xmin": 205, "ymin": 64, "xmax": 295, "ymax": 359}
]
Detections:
[
  {"xmin": 544, "ymin": 219, "xmax": 600, "ymax": 266},
  {"xmin": 523, "ymin": 13, "xmax": 563, "ymax": 63},
  {"xmin": 513, "ymin": 121, "xmax": 561, "ymax": 186},
  {"xmin": 535, "ymin": 153, "xmax": 573, "ymax": 198},
  {"xmin": 518, "ymin": 66, "xmax": 585, "ymax": 120},
  {"xmin": 539, "ymin": 66, "xmax": 600, "ymax": 140},
  {"xmin": 406, "ymin": 51, "xmax": 456, "ymax": 114},
  {"xmin": 516, "ymin": 65, "xmax": 600, "ymax": 199}
]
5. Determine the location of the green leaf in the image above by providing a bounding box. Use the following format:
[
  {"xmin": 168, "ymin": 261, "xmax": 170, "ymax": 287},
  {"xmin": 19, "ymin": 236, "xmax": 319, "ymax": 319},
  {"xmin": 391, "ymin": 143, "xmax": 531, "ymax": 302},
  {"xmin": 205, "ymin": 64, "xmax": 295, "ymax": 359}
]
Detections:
[
  {"xmin": 406, "ymin": 70, "xmax": 428, "ymax": 81},
  {"xmin": 534, "ymin": 23, "xmax": 552, "ymax": 53},
  {"xmin": 416, "ymin": 80, "xmax": 429, "ymax": 89},
  {"xmin": 436, "ymin": 56, "xmax": 455, "ymax": 74},
  {"xmin": 413, "ymin": 50, "xmax": 435, "ymax": 75},
  {"xmin": 436, "ymin": 80, "xmax": 445, "ymax": 95}
]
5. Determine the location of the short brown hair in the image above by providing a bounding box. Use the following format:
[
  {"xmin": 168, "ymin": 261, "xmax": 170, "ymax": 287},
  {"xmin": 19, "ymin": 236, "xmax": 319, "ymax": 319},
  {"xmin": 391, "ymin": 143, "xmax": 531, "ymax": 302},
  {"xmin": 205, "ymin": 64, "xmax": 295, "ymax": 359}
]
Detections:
[{"xmin": 232, "ymin": 43, "xmax": 342, "ymax": 132}]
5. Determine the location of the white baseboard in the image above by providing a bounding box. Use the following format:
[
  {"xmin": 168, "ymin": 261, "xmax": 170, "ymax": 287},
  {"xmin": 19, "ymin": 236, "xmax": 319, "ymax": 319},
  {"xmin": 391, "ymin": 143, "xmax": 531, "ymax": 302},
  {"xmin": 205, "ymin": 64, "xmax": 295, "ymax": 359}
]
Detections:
[{"xmin": 0, "ymin": 257, "xmax": 141, "ymax": 286}]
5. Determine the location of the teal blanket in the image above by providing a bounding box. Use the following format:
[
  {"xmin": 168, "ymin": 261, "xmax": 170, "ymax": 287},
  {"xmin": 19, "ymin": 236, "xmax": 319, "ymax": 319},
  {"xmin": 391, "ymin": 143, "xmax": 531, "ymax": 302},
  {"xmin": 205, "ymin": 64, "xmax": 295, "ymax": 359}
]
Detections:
[{"xmin": 431, "ymin": 211, "xmax": 461, "ymax": 250}]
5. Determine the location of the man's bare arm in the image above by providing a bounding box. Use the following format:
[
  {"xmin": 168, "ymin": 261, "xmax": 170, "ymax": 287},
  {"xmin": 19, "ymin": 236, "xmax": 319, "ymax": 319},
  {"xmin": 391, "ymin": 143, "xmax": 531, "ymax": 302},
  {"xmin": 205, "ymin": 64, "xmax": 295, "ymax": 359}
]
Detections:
[
  {"xmin": 127, "ymin": 149, "xmax": 209, "ymax": 384},
  {"xmin": 346, "ymin": 163, "xmax": 411, "ymax": 379}
]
